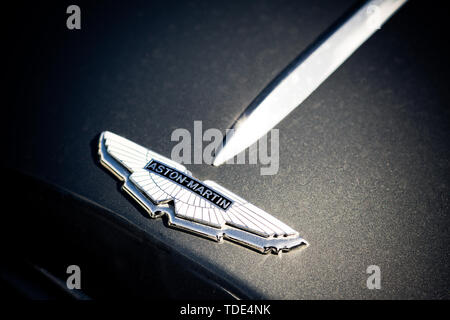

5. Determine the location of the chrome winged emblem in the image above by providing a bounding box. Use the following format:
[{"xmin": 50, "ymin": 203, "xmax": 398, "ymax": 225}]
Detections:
[{"xmin": 98, "ymin": 131, "xmax": 307, "ymax": 253}]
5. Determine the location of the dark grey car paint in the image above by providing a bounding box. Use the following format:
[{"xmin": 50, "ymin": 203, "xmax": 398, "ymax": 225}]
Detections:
[{"xmin": 4, "ymin": 0, "xmax": 449, "ymax": 298}]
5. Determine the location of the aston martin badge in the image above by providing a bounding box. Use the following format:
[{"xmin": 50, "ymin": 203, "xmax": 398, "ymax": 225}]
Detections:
[{"xmin": 98, "ymin": 131, "xmax": 307, "ymax": 253}]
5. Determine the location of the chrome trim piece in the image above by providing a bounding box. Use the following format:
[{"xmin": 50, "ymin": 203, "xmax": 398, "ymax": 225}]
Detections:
[{"xmin": 213, "ymin": 0, "xmax": 408, "ymax": 166}]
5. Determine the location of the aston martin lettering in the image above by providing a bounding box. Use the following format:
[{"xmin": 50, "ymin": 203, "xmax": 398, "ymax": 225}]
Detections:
[
  {"xmin": 145, "ymin": 159, "xmax": 233, "ymax": 211},
  {"xmin": 98, "ymin": 131, "xmax": 308, "ymax": 253}
]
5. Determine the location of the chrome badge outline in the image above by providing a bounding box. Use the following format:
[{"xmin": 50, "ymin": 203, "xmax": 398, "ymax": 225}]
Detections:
[{"xmin": 98, "ymin": 131, "xmax": 308, "ymax": 254}]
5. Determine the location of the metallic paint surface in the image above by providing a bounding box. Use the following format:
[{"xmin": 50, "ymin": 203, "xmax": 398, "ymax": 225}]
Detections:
[{"xmin": 5, "ymin": 0, "xmax": 450, "ymax": 299}]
